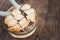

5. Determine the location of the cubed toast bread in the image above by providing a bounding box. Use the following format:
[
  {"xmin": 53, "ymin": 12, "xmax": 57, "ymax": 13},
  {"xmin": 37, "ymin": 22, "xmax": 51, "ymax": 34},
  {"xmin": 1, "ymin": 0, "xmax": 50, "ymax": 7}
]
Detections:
[{"xmin": 4, "ymin": 4, "xmax": 36, "ymax": 33}]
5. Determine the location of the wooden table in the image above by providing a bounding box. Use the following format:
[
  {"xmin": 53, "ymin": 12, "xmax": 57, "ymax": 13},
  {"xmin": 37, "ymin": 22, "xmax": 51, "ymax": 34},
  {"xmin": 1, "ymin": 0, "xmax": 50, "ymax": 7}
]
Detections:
[{"xmin": 0, "ymin": 0, "xmax": 60, "ymax": 40}]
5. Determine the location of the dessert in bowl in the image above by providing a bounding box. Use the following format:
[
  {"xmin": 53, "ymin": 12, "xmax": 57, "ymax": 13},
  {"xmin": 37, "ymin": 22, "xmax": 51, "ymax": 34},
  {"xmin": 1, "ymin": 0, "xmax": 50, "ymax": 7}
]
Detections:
[{"xmin": 4, "ymin": 4, "xmax": 38, "ymax": 38}]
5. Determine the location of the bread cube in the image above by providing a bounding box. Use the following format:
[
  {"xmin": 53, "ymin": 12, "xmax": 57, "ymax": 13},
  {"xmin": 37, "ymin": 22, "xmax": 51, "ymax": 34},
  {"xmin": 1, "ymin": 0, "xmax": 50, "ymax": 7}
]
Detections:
[
  {"xmin": 19, "ymin": 18, "xmax": 29, "ymax": 29},
  {"xmin": 26, "ymin": 13, "xmax": 35, "ymax": 22},
  {"xmin": 4, "ymin": 15, "xmax": 14, "ymax": 25},
  {"xmin": 14, "ymin": 13, "xmax": 24, "ymax": 20},
  {"xmin": 8, "ymin": 24, "xmax": 21, "ymax": 32},
  {"xmin": 11, "ymin": 9, "xmax": 21, "ymax": 16},
  {"xmin": 24, "ymin": 8, "xmax": 35, "ymax": 15},
  {"xmin": 7, "ymin": 18, "xmax": 17, "ymax": 27}
]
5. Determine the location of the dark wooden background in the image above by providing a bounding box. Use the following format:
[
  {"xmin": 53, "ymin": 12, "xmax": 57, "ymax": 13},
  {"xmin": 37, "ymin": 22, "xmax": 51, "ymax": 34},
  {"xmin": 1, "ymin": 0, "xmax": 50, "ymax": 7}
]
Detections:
[{"xmin": 0, "ymin": 0, "xmax": 60, "ymax": 40}]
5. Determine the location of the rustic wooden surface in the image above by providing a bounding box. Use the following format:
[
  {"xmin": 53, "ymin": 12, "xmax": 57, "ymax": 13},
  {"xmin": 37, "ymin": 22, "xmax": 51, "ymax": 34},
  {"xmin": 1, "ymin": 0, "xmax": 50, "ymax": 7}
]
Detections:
[{"xmin": 0, "ymin": 0, "xmax": 60, "ymax": 40}]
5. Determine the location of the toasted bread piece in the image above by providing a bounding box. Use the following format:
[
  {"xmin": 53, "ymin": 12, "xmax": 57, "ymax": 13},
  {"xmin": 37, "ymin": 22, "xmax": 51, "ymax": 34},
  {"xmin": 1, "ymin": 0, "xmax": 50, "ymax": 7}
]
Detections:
[
  {"xmin": 5, "ymin": 15, "xmax": 13, "ymax": 24},
  {"xmin": 8, "ymin": 24, "xmax": 21, "ymax": 32},
  {"xmin": 5, "ymin": 15, "xmax": 17, "ymax": 27},
  {"xmin": 24, "ymin": 8, "xmax": 35, "ymax": 15},
  {"xmin": 26, "ymin": 13, "xmax": 35, "ymax": 22},
  {"xmin": 11, "ymin": 9, "xmax": 21, "ymax": 16},
  {"xmin": 19, "ymin": 18, "xmax": 29, "ymax": 29},
  {"xmin": 5, "ymin": 16, "xmax": 17, "ymax": 27},
  {"xmin": 14, "ymin": 13, "xmax": 24, "ymax": 20},
  {"xmin": 21, "ymin": 4, "xmax": 31, "ymax": 10}
]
